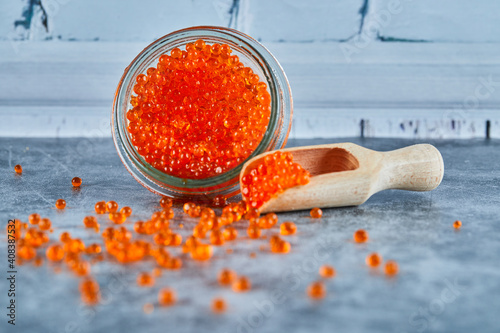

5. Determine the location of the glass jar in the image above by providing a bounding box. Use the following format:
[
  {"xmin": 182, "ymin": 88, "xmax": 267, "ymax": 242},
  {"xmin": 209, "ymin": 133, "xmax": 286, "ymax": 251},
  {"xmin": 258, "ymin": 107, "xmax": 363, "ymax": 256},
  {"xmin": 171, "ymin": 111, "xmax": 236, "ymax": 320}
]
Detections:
[{"xmin": 112, "ymin": 26, "xmax": 292, "ymax": 200}]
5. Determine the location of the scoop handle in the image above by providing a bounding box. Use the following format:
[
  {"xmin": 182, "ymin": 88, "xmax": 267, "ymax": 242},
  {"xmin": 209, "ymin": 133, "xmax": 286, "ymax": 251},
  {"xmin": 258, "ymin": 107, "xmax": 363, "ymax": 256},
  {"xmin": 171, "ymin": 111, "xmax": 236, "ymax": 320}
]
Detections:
[{"xmin": 377, "ymin": 144, "xmax": 444, "ymax": 192}]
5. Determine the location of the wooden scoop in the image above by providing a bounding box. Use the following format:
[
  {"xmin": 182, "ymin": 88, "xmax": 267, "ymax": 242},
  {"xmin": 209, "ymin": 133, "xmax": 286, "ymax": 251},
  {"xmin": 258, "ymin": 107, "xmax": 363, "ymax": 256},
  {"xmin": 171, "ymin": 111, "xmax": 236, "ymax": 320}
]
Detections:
[{"xmin": 240, "ymin": 143, "xmax": 444, "ymax": 213}]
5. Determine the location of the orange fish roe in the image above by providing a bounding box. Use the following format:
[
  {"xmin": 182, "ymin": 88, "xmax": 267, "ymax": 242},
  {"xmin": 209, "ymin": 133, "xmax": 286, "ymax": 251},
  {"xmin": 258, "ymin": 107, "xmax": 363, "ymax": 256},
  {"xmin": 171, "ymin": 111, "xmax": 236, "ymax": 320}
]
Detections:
[
  {"xmin": 453, "ymin": 220, "xmax": 462, "ymax": 229},
  {"xmin": 384, "ymin": 260, "xmax": 399, "ymax": 276},
  {"xmin": 109, "ymin": 212, "xmax": 126, "ymax": 224},
  {"xmin": 310, "ymin": 207, "xmax": 323, "ymax": 218},
  {"xmin": 79, "ymin": 278, "xmax": 100, "ymax": 305},
  {"xmin": 159, "ymin": 197, "xmax": 173, "ymax": 208},
  {"xmin": 307, "ymin": 281, "xmax": 326, "ymax": 300},
  {"xmin": 280, "ymin": 221, "xmax": 297, "ymax": 236},
  {"xmin": 83, "ymin": 216, "xmax": 98, "ymax": 230},
  {"xmin": 223, "ymin": 227, "xmax": 238, "ymax": 241},
  {"xmin": 128, "ymin": 40, "xmax": 271, "ymax": 179},
  {"xmin": 269, "ymin": 235, "xmax": 291, "ymax": 254},
  {"xmin": 366, "ymin": 253, "xmax": 382, "ymax": 267},
  {"xmin": 247, "ymin": 225, "xmax": 261, "ymax": 239},
  {"xmin": 14, "ymin": 164, "xmax": 22, "ymax": 174},
  {"xmin": 354, "ymin": 229, "xmax": 369, "ymax": 243},
  {"xmin": 60, "ymin": 231, "xmax": 71, "ymax": 243},
  {"xmin": 218, "ymin": 268, "xmax": 237, "ymax": 286},
  {"xmin": 158, "ymin": 288, "xmax": 176, "ymax": 307},
  {"xmin": 106, "ymin": 201, "xmax": 119, "ymax": 213},
  {"xmin": 190, "ymin": 243, "xmax": 213, "ymax": 261},
  {"xmin": 71, "ymin": 177, "xmax": 82, "ymax": 187},
  {"xmin": 18, "ymin": 245, "xmax": 36, "ymax": 260},
  {"xmin": 137, "ymin": 272, "xmax": 155, "ymax": 287},
  {"xmin": 211, "ymin": 298, "xmax": 227, "ymax": 314},
  {"xmin": 232, "ymin": 276, "xmax": 251, "ymax": 292},
  {"xmin": 319, "ymin": 265, "xmax": 336, "ymax": 279},
  {"xmin": 94, "ymin": 201, "xmax": 106, "ymax": 214},
  {"xmin": 85, "ymin": 243, "xmax": 102, "ymax": 254},
  {"xmin": 46, "ymin": 244, "xmax": 64, "ymax": 261},
  {"xmin": 120, "ymin": 206, "xmax": 133, "ymax": 217},
  {"xmin": 29, "ymin": 213, "xmax": 41, "ymax": 225},
  {"xmin": 38, "ymin": 218, "xmax": 51, "ymax": 231},
  {"xmin": 241, "ymin": 151, "xmax": 310, "ymax": 209},
  {"xmin": 210, "ymin": 229, "xmax": 225, "ymax": 246},
  {"xmin": 55, "ymin": 199, "xmax": 66, "ymax": 210}
]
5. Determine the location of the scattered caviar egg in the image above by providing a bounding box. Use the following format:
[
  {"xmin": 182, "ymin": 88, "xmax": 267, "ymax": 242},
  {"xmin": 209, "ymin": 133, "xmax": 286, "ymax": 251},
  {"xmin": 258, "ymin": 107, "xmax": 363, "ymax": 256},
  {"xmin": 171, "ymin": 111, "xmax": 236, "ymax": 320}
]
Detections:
[
  {"xmin": 218, "ymin": 268, "xmax": 237, "ymax": 286},
  {"xmin": 109, "ymin": 212, "xmax": 126, "ymax": 224},
  {"xmin": 354, "ymin": 229, "xmax": 368, "ymax": 243},
  {"xmin": 158, "ymin": 288, "xmax": 176, "ymax": 307},
  {"xmin": 310, "ymin": 207, "xmax": 323, "ymax": 218},
  {"xmin": 183, "ymin": 202, "xmax": 196, "ymax": 214},
  {"xmin": 319, "ymin": 265, "xmax": 336, "ymax": 279},
  {"xmin": 128, "ymin": 41, "xmax": 271, "ymax": 180},
  {"xmin": 241, "ymin": 151, "xmax": 310, "ymax": 209},
  {"xmin": 249, "ymin": 252, "xmax": 257, "ymax": 258},
  {"xmin": 14, "ymin": 164, "xmax": 22, "ymax": 174},
  {"xmin": 46, "ymin": 244, "xmax": 64, "ymax": 261},
  {"xmin": 453, "ymin": 220, "xmax": 462, "ymax": 229},
  {"xmin": 280, "ymin": 221, "xmax": 297, "ymax": 236},
  {"xmin": 190, "ymin": 243, "xmax": 213, "ymax": 261},
  {"xmin": 18, "ymin": 245, "xmax": 36, "ymax": 260},
  {"xmin": 137, "ymin": 272, "xmax": 155, "ymax": 287},
  {"xmin": 55, "ymin": 199, "xmax": 66, "ymax": 210},
  {"xmin": 159, "ymin": 197, "xmax": 173, "ymax": 208},
  {"xmin": 60, "ymin": 231, "xmax": 71, "ymax": 243},
  {"xmin": 94, "ymin": 201, "xmax": 106, "ymax": 214},
  {"xmin": 29, "ymin": 213, "xmax": 40, "ymax": 225},
  {"xmin": 270, "ymin": 236, "xmax": 291, "ymax": 254},
  {"xmin": 232, "ymin": 276, "xmax": 251, "ymax": 292},
  {"xmin": 211, "ymin": 297, "xmax": 227, "ymax": 314},
  {"xmin": 223, "ymin": 227, "xmax": 238, "ymax": 241},
  {"xmin": 79, "ymin": 278, "xmax": 100, "ymax": 305},
  {"xmin": 106, "ymin": 201, "xmax": 119, "ymax": 213},
  {"xmin": 307, "ymin": 281, "xmax": 326, "ymax": 299},
  {"xmin": 366, "ymin": 253, "xmax": 382, "ymax": 267},
  {"xmin": 247, "ymin": 225, "xmax": 261, "ymax": 239},
  {"xmin": 210, "ymin": 229, "xmax": 225, "ymax": 246},
  {"xmin": 83, "ymin": 216, "xmax": 98, "ymax": 229},
  {"xmin": 120, "ymin": 206, "xmax": 133, "ymax": 217},
  {"xmin": 38, "ymin": 218, "xmax": 51, "ymax": 231},
  {"xmin": 85, "ymin": 243, "xmax": 102, "ymax": 254},
  {"xmin": 384, "ymin": 260, "xmax": 399, "ymax": 276},
  {"xmin": 71, "ymin": 177, "xmax": 82, "ymax": 187}
]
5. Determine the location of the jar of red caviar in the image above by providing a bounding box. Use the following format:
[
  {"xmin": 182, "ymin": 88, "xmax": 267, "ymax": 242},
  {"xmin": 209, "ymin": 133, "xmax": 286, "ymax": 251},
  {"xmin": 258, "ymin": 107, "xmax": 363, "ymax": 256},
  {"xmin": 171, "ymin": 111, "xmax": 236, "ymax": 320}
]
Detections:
[{"xmin": 112, "ymin": 26, "xmax": 292, "ymax": 200}]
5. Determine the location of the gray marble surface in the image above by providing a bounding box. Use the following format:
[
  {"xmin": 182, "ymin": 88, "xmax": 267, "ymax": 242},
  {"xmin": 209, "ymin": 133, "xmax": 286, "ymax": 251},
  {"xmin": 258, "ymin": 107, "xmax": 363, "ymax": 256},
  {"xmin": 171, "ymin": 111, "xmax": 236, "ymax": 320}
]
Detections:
[{"xmin": 0, "ymin": 137, "xmax": 499, "ymax": 333}]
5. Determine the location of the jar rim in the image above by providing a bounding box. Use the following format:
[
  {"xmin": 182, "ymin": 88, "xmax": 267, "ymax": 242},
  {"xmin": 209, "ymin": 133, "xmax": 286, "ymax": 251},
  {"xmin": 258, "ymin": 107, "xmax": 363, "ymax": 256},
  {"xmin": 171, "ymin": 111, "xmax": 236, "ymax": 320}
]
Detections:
[{"xmin": 112, "ymin": 26, "xmax": 293, "ymax": 198}]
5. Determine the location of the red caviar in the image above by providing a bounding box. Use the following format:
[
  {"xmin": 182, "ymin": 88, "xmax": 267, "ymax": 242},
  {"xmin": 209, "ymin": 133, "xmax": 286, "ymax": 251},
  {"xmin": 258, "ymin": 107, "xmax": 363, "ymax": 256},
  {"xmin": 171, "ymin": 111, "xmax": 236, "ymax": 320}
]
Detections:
[
  {"xmin": 14, "ymin": 164, "xmax": 22, "ymax": 174},
  {"xmin": 310, "ymin": 207, "xmax": 323, "ymax": 218},
  {"xmin": 385, "ymin": 260, "xmax": 399, "ymax": 276},
  {"xmin": 211, "ymin": 298, "xmax": 227, "ymax": 314},
  {"xmin": 71, "ymin": 177, "xmax": 82, "ymax": 187},
  {"xmin": 127, "ymin": 40, "xmax": 271, "ymax": 179},
  {"xmin": 354, "ymin": 229, "xmax": 368, "ymax": 243},
  {"xmin": 366, "ymin": 253, "xmax": 382, "ymax": 267},
  {"xmin": 307, "ymin": 281, "xmax": 326, "ymax": 299},
  {"xmin": 280, "ymin": 221, "xmax": 297, "ymax": 236},
  {"xmin": 241, "ymin": 151, "xmax": 310, "ymax": 209},
  {"xmin": 319, "ymin": 265, "xmax": 336, "ymax": 279},
  {"xmin": 55, "ymin": 199, "xmax": 66, "ymax": 210},
  {"xmin": 158, "ymin": 288, "xmax": 176, "ymax": 306}
]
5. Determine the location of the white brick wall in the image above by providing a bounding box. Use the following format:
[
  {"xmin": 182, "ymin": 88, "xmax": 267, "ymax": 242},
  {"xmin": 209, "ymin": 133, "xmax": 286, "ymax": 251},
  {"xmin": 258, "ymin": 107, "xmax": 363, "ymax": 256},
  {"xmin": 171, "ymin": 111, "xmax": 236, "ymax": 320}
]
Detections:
[{"xmin": 0, "ymin": 0, "xmax": 499, "ymax": 138}]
